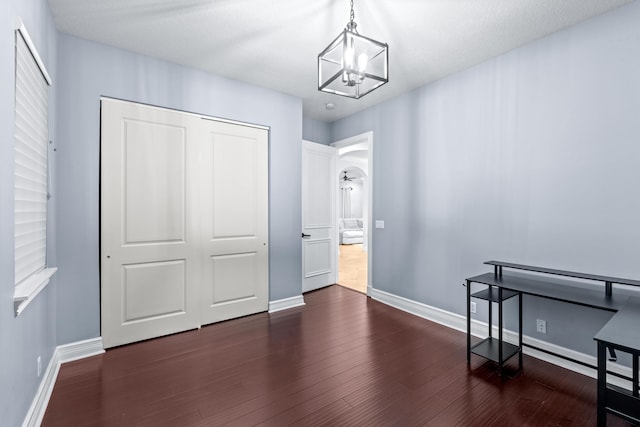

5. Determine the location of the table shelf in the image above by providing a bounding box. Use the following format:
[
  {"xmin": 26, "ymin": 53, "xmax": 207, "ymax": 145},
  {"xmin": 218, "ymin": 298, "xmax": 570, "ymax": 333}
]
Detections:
[
  {"xmin": 471, "ymin": 287, "xmax": 519, "ymax": 302},
  {"xmin": 470, "ymin": 337, "xmax": 520, "ymax": 364},
  {"xmin": 468, "ymin": 272, "xmax": 627, "ymax": 312}
]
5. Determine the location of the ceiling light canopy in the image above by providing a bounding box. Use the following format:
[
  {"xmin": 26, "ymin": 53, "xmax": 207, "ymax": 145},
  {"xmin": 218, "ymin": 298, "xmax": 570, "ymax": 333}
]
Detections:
[{"xmin": 318, "ymin": 0, "xmax": 389, "ymax": 99}]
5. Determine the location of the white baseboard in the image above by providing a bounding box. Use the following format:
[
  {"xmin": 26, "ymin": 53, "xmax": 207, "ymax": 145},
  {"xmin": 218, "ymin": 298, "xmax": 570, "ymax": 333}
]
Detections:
[
  {"xmin": 369, "ymin": 287, "xmax": 633, "ymax": 390},
  {"xmin": 57, "ymin": 337, "xmax": 105, "ymax": 364},
  {"xmin": 22, "ymin": 338, "xmax": 104, "ymax": 427},
  {"xmin": 21, "ymin": 349, "xmax": 61, "ymax": 427},
  {"xmin": 269, "ymin": 295, "xmax": 305, "ymax": 313}
]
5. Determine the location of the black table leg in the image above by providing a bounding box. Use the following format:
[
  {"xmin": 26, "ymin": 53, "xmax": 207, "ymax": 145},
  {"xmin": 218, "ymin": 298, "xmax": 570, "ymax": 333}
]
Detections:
[
  {"xmin": 597, "ymin": 341, "xmax": 607, "ymax": 427},
  {"xmin": 488, "ymin": 287, "xmax": 492, "ymax": 339},
  {"xmin": 633, "ymin": 353, "xmax": 639, "ymax": 398},
  {"xmin": 467, "ymin": 280, "xmax": 471, "ymax": 365},
  {"xmin": 518, "ymin": 292, "xmax": 523, "ymax": 370},
  {"xmin": 498, "ymin": 287, "xmax": 503, "ymax": 376}
]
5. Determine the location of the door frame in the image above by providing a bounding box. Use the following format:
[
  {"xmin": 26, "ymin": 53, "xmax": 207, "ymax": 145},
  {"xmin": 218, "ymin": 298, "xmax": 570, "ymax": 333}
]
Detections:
[{"xmin": 331, "ymin": 131, "xmax": 373, "ymax": 294}]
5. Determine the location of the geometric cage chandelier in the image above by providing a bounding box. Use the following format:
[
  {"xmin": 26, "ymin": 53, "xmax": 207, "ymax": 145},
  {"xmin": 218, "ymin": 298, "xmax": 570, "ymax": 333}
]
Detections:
[{"xmin": 318, "ymin": 0, "xmax": 389, "ymax": 99}]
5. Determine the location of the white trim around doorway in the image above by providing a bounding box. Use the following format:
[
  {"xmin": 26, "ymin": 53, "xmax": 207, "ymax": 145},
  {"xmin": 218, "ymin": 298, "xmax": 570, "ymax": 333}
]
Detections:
[{"xmin": 331, "ymin": 131, "xmax": 373, "ymax": 295}]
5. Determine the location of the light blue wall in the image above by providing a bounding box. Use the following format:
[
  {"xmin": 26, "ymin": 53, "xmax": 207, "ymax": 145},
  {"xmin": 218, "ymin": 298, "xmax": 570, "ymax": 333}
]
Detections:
[
  {"xmin": 56, "ymin": 35, "xmax": 303, "ymax": 345},
  {"xmin": 0, "ymin": 0, "xmax": 58, "ymax": 425},
  {"xmin": 332, "ymin": 1, "xmax": 640, "ymax": 356},
  {"xmin": 4, "ymin": 2, "xmax": 640, "ymax": 423},
  {"xmin": 302, "ymin": 116, "xmax": 332, "ymax": 145}
]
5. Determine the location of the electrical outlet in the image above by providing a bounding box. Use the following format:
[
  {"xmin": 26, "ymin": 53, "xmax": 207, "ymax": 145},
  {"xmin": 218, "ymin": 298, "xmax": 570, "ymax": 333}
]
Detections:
[
  {"xmin": 470, "ymin": 301, "xmax": 477, "ymax": 314},
  {"xmin": 37, "ymin": 356, "xmax": 42, "ymax": 377},
  {"xmin": 536, "ymin": 319, "xmax": 547, "ymax": 334}
]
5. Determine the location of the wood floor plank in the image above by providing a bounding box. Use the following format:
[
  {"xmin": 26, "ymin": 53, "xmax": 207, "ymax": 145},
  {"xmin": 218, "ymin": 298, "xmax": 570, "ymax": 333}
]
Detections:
[{"xmin": 42, "ymin": 285, "xmax": 635, "ymax": 426}]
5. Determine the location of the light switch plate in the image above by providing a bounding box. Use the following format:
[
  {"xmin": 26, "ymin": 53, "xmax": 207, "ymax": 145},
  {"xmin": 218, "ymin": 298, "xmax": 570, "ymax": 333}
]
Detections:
[{"xmin": 375, "ymin": 220, "xmax": 385, "ymax": 229}]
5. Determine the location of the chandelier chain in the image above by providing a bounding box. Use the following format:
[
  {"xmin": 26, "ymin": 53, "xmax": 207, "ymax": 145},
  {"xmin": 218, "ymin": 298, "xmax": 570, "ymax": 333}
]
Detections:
[{"xmin": 350, "ymin": 0, "xmax": 355, "ymax": 24}]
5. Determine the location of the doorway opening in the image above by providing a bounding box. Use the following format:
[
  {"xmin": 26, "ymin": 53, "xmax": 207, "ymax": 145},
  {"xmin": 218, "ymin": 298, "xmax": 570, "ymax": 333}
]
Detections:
[{"xmin": 332, "ymin": 132, "xmax": 372, "ymax": 295}]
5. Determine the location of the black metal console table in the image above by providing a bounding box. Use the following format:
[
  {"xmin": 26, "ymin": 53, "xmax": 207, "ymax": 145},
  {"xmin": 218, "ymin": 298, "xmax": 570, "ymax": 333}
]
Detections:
[{"xmin": 465, "ymin": 261, "xmax": 640, "ymax": 426}]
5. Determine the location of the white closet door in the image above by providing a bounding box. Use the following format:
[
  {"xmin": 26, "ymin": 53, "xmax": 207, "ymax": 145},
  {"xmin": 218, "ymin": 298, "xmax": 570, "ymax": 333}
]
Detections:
[
  {"xmin": 199, "ymin": 119, "xmax": 269, "ymax": 325},
  {"xmin": 101, "ymin": 99, "xmax": 269, "ymax": 348},
  {"xmin": 101, "ymin": 99, "xmax": 201, "ymax": 348}
]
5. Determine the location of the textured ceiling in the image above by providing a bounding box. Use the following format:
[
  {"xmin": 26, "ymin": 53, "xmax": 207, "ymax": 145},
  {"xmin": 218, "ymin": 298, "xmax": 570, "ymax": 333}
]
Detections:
[{"xmin": 48, "ymin": 0, "xmax": 633, "ymax": 122}]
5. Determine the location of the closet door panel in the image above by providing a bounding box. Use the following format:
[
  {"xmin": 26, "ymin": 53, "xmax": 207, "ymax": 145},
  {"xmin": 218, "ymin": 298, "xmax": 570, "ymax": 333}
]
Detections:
[
  {"xmin": 101, "ymin": 99, "xmax": 200, "ymax": 348},
  {"xmin": 211, "ymin": 134, "xmax": 257, "ymax": 238},
  {"xmin": 123, "ymin": 121, "xmax": 186, "ymax": 244},
  {"xmin": 200, "ymin": 120, "xmax": 269, "ymax": 325}
]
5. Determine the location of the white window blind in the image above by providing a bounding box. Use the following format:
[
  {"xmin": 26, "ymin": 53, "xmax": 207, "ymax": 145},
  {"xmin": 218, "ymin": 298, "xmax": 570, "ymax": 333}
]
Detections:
[{"xmin": 14, "ymin": 25, "xmax": 50, "ymax": 287}]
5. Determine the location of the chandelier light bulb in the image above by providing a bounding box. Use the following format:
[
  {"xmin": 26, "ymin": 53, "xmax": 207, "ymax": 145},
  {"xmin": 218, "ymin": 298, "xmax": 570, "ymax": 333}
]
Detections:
[
  {"xmin": 357, "ymin": 53, "xmax": 368, "ymax": 72},
  {"xmin": 344, "ymin": 45, "xmax": 354, "ymax": 68}
]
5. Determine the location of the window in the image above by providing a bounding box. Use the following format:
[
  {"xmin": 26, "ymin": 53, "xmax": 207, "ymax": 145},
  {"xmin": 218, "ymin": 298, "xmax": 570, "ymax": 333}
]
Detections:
[{"xmin": 13, "ymin": 19, "xmax": 56, "ymax": 316}]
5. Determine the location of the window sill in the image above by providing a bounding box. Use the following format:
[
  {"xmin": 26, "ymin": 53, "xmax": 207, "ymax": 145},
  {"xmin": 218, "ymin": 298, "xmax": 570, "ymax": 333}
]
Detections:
[{"xmin": 14, "ymin": 267, "xmax": 57, "ymax": 316}]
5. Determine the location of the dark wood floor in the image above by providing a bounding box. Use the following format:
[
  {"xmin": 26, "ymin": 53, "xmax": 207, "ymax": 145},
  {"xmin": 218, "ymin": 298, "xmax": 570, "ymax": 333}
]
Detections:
[{"xmin": 43, "ymin": 285, "xmax": 632, "ymax": 426}]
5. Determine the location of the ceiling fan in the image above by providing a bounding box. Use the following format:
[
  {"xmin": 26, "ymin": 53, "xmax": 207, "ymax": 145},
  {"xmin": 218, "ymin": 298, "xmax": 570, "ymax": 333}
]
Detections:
[{"xmin": 342, "ymin": 171, "xmax": 356, "ymax": 182}]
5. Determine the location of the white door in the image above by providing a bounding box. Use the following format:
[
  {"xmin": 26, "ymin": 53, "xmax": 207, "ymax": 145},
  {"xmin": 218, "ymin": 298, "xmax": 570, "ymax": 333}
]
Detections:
[
  {"xmin": 101, "ymin": 99, "xmax": 269, "ymax": 348},
  {"xmin": 101, "ymin": 99, "xmax": 201, "ymax": 348},
  {"xmin": 199, "ymin": 119, "xmax": 269, "ymax": 325},
  {"xmin": 302, "ymin": 141, "xmax": 337, "ymax": 292}
]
